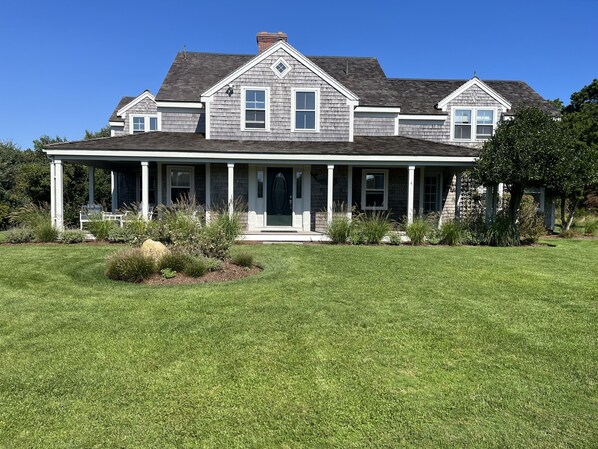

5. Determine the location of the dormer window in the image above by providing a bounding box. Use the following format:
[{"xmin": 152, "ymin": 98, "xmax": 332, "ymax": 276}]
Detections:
[
  {"xmin": 452, "ymin": 108, "xmax": 496, "ymax": 141},
  {"xmin": 242, "ymin": 87, "xmax": 269, "ymax": 130},
  {"xmin": 131, "ymin": 115, "xmax": 159, "ymax": 134},
  {"xmin": 271, "ymin": 57, "xmax": 291, "ymax": 79}
]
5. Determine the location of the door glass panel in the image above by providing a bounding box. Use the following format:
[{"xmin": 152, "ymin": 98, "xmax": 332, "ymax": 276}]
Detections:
[{"xmin": 272, "ymin": 173, "xmax": 288, "ymax": 213}]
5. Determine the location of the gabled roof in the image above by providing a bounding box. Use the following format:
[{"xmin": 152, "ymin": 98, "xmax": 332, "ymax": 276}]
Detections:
[
  {"xmin": 201, "ymin": 41, "xmax": 359, "ymax": 102},
  {"xmin": 116, "ymin": 90, "xmax": 155, "ymax": 116},
  {"xmin": 109, "ymin": 96, "xmax": 135, "ymax": 122},
  {"xmin": 45, "ymin": 132, "xmax": 479, "ymax": 158},
  {"xmin": 388, "ymin": 78, "xmax": 557, "ymax": 115},
  {"xmin": 437, "ymin": 77, "xmax": 511, "ymax": 111},
  {"xmin": 156, "ymin": 50, "xmax": 401, "ymax": 106}
]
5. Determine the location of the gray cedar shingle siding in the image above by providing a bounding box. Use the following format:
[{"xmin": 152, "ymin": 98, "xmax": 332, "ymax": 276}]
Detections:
[
  {"xmin": 161, "ymin": 110, "xmax": 205, "ymax": 133},
  {"xmin": 354, "ymin": 112, "xmax": 396, "ymax": 137},
  {"xmin": 122, "ymin": 97, "xmax": 158, "ymax": 135},
  {"xmin": 209, "ymin": 48, "xmax": 351, "ymax": 142}
]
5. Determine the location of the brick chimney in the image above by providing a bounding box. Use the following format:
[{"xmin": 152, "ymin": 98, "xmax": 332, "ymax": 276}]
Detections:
[{"xmin": 256, "ymin": 32, "xmax": 287, "ymax": 53}]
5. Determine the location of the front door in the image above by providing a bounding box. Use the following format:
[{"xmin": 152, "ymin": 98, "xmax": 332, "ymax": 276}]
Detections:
[{"xmin": 267, "ymin": 168, "xmax": 293, "ymax": 226}]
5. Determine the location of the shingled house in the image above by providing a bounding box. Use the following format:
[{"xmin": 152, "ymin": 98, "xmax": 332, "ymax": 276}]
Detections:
[{"xmin": 45, "ymin": 32, "xmax": 556, "ymax": 239}]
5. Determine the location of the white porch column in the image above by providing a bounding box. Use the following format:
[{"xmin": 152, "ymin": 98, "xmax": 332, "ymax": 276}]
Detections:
[
  {"xmin": 111, "ymin": 171, "xmax": 118, "ymax": 212},
  {"xmin": 347, "ymin": 165, "xmax": 352, "ymax": 219},
  {"xmin": 327, "ymin": 164, "xmax": 334, "ymax": 224},
  {"xmin": 205, "ymin": 163, "xmax": 211, "ymax": 222},
  {"xmin": 227, "ymin": 163, "xmax": 234, "ymax": 217},
  {"xmin": 50, "ymin": 160, "xmax": 56, "ymax": 226},
  {"xmin": 407, "ymin": 165, "xmax": 415, "ymax": 224},
  {"xmin": 55, "ymin": 159, "xmax": 64, "ymax": 231},
  {"xmin": 419, "ymin": 166, "xmax": 425, "ymax": 216},
  {"xmin": 141, "ymin": 161, "xmax": 149, "ymax": 220},
  {"xmin": 87, "ymin": 166, "xmax": 95, "ymax": 206},
  {"xmin": 455, "ymin": 171, "xmax": 463, "ymax": 219}
]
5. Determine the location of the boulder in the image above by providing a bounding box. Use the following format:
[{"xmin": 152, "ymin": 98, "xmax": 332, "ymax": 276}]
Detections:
[{"xmin": 140, "ymin": 239, "xmax": 170, "ymax": 261}]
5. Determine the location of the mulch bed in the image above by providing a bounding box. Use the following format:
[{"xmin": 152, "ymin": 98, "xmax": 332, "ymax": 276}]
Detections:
[{"xmin": 144, "ymin": 261, "xmax": 262, "ymax": 285}]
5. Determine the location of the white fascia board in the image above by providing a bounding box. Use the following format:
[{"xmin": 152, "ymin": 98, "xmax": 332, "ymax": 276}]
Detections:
[
  {"xmin": 201, "ymin": 41, "xmax": 360, "ymax": 102},
  {"xmin": 117, "ymin": 90, "xmax": 156, "ymax": 116},
  {"xmin": 155, "ymin": 101, "xmax": 203, "ymax": 109},
  {"xmin": 437, "ymin": 77, "xmax": 511, "ymax": 112},
  {"xmin": 355, "ymin": 107, "xmax": 401, "ymax": 113},
  {"xmin": 45, "ymin": 148, "xmax": 476, "ymax": 165},
  {"xmin": 399, "ymin": 114, "xmax": 448, "ymax": 121},
  {"xmin": 109, "ymin": 121, "xmax": 125, "ymax": 127}
]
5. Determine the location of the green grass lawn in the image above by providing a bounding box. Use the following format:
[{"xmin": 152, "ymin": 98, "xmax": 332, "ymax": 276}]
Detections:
[{"xmin": 1, "ymin": 241, "xmax": 597, "ymax": 447}]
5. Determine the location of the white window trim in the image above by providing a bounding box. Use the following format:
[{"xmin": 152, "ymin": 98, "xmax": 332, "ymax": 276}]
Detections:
[
  {"xmin": 291, "ymin": 88, "xmax": 320, "ymax": 133},
  {"xmin": 241, "ymin": 86, "xmax": 270, "ymax": 132},
  {"xmin": 166, "ymin": 165, "xmax": 195, "ymax": 205},
  {"xmin": 361, "ymin": 169, "xmax": 389, "ymax": 210},
  {"xmin": 129, "ymin": 113, "xmax": 161, "ymax": 134},
  {"xmin": 270, "ymin": 57, "xmax": 292, "ymax": 79},
  {"xmin": 450, "ymin": 106, "xmax": 498, "ymax": 142}
]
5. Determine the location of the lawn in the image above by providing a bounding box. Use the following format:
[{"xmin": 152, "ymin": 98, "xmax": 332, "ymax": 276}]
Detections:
[{"xmin": 0, "ymin": 241, "xmax": 597, "ymax": 447}]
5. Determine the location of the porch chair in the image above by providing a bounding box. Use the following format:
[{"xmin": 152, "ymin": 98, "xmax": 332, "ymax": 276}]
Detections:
[{"xmin": 79, "ymin": 204, "xmax": 103, "ymax": 230}]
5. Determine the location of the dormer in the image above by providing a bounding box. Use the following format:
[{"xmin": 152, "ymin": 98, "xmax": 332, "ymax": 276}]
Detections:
[
  {"xmin": 437, "ymin": 77, "xmax": 511, "ymax": 143},
  {"xmin": 109, "ymin": 90, "xmax": 159, "ymax": 136}
]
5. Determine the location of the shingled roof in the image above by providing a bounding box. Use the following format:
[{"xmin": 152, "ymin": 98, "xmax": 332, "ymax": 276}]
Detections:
[
  {"xmin": 388, "ymin": 78, "xmax": 557, "ymax": 115},
  {"xmin": 156, "ymin": 52, "xmax": 401, "ymax": 107},
  {"xmin": 46, "ymin": 132, "xmax": 478, "ymax": 158},
  {"xmin": 109, "ymin": 96, "xmax": 136, "ymax": 122}
]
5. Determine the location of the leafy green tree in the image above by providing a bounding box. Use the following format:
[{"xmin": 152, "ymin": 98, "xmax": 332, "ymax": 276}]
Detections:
[
  {"xmin": 559, "ymin": 79, "xmax": 598, "ymax": 224},
  {"xmin": 473, "ymin": 107, "xmax": 575, "ymax": 242}
]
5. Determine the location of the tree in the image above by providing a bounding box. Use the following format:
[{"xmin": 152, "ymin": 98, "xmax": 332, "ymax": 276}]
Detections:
[
  {"xmin": 472, "ymin": 107, "xmax": 575, "ymax": 242},
  {"xmin": 84, "ymin": 125, "xmax": 111, "ymax": 140},
  {"xmin": 558, "ymin": 79, "xmax": 598, "ymax": 225}
]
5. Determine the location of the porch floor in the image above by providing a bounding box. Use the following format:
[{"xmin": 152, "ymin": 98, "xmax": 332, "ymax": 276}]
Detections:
[{"xmin": 240, "ymin": 231, "xmax": 329, "ymax": 243}]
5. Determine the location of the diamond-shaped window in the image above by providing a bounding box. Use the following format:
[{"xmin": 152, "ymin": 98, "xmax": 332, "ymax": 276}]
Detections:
[{"xmin": 271, "ymin": 57, "xmax": 292, "ymax": 79}]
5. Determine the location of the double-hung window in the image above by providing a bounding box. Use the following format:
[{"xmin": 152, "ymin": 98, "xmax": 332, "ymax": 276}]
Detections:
[
  {"xmin": 131, "ymin": 115, "xmax": 159, "ymax": 134},
  {"xmin": 423, "ymin": 176, "xmax": 439, "ymax": 213},
  {"xmin": 168, "ymin": 166, "xmax": 194, "ymax": 204},
  {"xmin": 293, "ymin": 89, "xmax": 318, "ymax": 131},
  {"xmin": 453, "ymin": 108, "xmax": 495, "ymax": 141},
  {"xmin": 243, "ymin": 88, "xmax": 268, "ymax": 130},
  {"xmin": 362, "ymin": 170, "xmax": 388, "ymax": 210}
]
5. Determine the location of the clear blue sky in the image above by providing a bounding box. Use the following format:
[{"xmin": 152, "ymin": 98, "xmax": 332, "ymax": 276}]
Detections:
[{"xmin": 1, "ymin": 0, "xmax": 596, "ymax": 149}]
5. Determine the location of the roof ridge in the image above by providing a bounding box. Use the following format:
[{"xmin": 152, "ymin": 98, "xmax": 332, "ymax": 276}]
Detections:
[{"xmin": 389, "ymin": 77, "xmax": 526, "ymax": 83}]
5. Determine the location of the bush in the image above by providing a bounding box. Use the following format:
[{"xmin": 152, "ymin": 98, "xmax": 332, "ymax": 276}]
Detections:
[
  {"xmin": 484, "ymin": 213, "xmax": 518, "ymax": 246},
  {"xmin": 105, "ymin": 248, "xmax": 155, "ymax": 283},
  {"xmin": 199, "ymin": 210, "xmax": 242, "ymax": 259},
  {"xmin": 183, "ymin": 257, "xmax": 208, "ymax": 278},
  {"xmin": 519, "ymin": 195, "xmax": 546, "ymax": 243},
  {"xmin": 405, "ymin": 218, "xmax": 433, "ymax": 245},
  {"xmin": 232, "ymin": 251, "xmax": 254, "ymax": 268},
  {"xmin": 387, "ymin": 231, "xmax": 402, "ymax": 245},
  {"xmin": 154, "ymin": 197, "xmax": 205, "ymax": 250},
  {"xmin": 439, "ymin": 220, "xmax": 464, "ymax": 246},
  {"xmin": 160, "ymin": 268, "xmax": 177, "ymax": 279},
  {"xmin": 559, "ymin": 228, "xmax": 578, "ymax": 239},
  {"xmin": 350, "ymin": 211, "xmax": 391, "ymax": 245},
  {"xmin": 35, "ymin": 222, "xmax": 59, "ymax": 242},
  {"xmin": 61, "ymin": 229, "xmax": 86, "ymax": 244},
  {"xmin": 582, "ymin": 216, "xmax": 598, "ymax": 236},
  {"xmin": 88, "ymin": 217, "xmax": 117, "ymax": 241},
  {"xmin": 325, "ymin": 215, "xmax": 351, "ymax": 244},
  {"xmin": 107, "ymin": 226, "xmax": 135, "ymax": 244},
  {"xmin": 0, "ymin": 203, "xmax": 10, "ymax": 230},
  {"xmin": 158, "ymin": 251, "xmax": 194, "ymax": 272},
  {"xmin": 4, "ymin": 227, "xmax": 35, "ymax": 244}
]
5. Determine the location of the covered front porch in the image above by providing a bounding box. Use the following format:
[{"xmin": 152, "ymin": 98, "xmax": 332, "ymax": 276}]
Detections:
[{"xmin": 44, "ymin": 132, "xmax": 479, "ymax": 239}]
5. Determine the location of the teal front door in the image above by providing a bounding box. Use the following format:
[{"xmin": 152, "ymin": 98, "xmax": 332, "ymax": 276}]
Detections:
[{"xmin": 267, "ymin": 168, "xmax": 293, "ymax": 226}]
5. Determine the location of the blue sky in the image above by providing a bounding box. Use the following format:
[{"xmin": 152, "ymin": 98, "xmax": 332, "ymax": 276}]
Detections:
[{"xmin": 1, "ymin": 0, "xmax": 596, "ymax": 149}]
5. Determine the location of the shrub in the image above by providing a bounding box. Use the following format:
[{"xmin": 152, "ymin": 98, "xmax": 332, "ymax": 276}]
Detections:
[
  {"xmin": 88, "ymin": 217, "xmax": 117, "ymax": 241},
  {"xmin": 105, "ymin": 248, "xmax": 155, "ymax": 283},
  {"xmin": 107, "ymin": 226, "xmax": 135, "ymax": 244},
  {"xmin": 439, "ymin": 220, "xmax": 464, "ymax": 246},
  {"xmin": 387, "ymin": 231, "xmax": 402, "ymax": 245},
  {"xmin": 35, "ymin": 222, "xmax": 59, "ymax": 242},
  {"xmin": 154, "ymin": 197, "xmax": 205, "ymax": 250},
  {"xmin": 160, "ymin": 268, "xmax": 177, "ymax": 279},
  {"xmin": 350, "ymin": 211, "xmax": 391, "ymax": 245},
  {"xmin": 199, "ymin": 209, "xmax": 242, "ymax": 259},
  {"xmin": 405, "ymin": 218, "xmax": 433, "ymax": 245},
  {"xmin": 4, "ymin": 227, "xmax": 35, "ymax": 244},
  {"xmin": 61, "ymin": 229, "xmax": 86, "ymax": 244},
  {"xmin": 519, "ymin": 195, "xmax": 546, "ymax": 243},
  {"xmin": 158, "ymin": 251, "xmax": 194, "ymax": 272},
  {"xmin": 0, "ymin": 203, "xmax": 10, "ymax": 230},
  {"xmin": 325, "ymin": 215, "xmax": 351, "ymax": 244},
  {"xmin": 232, "ymin": 251, "xmax": 254, "ymax": 268},
  {"xmin": 584, "ymin": 217, "xmax": 598, "ymax": 236},
  {"xmin": 183, "ymin": 257, "xmax": 208, "ymax": 278},
  {"xmin": 559, "ymin": 228, "xmax": 578, "ymax": 239},
  {"xmin": 205, "ymin": 257, "xmax": 222, "ymax": 272},
  {"xmin": 484, "ymin": 214, "xmax": 518, "ymax": 246}
]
